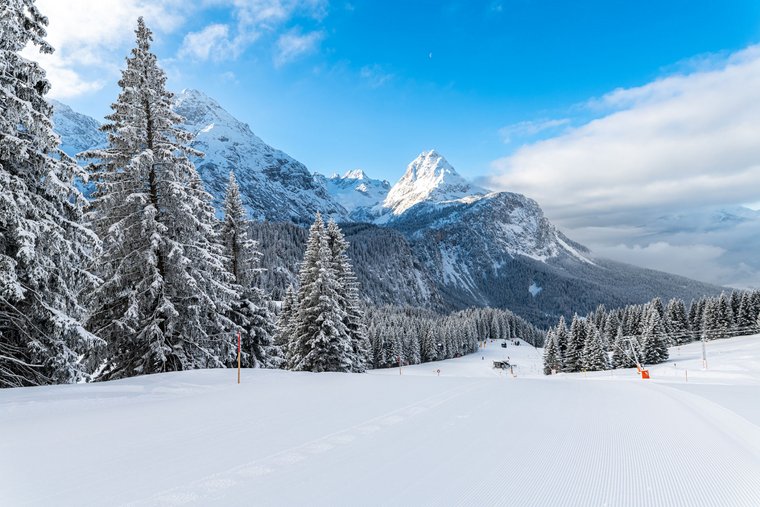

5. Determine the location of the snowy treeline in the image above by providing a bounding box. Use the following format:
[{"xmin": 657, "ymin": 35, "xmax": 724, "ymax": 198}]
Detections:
[
  {"xmin": 366, "ymin": 306, "xmax": 543, "ymax": 369},
  {"xmin": 543, "ymin": 290, "xmax": 760, "ymax": 375}
]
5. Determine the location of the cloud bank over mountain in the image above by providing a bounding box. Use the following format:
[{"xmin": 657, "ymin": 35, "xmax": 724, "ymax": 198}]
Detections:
[{"xmin": 488, "ymin": 45, "xmax": 760, "ymax": 288}]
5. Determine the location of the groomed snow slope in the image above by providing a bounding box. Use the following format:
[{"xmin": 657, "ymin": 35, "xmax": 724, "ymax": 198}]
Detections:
[{"xmin": 2, "ymin": 336, "xmax": 760, "ymax": 506}]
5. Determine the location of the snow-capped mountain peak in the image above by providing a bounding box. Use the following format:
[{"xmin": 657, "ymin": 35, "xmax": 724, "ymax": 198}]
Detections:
[
  {"xmin": 383, "ymin": 150, "xmax": 487, "ymax": 216},
  {"xmin": 342, "ymin": 169, "xmax": 369, "ymax": 180},
  {"xmin": 316, "ymin": 169, "xmax": 391, "ymax": 221}
]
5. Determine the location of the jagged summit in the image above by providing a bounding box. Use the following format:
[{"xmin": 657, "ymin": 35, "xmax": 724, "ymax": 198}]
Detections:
[
  {"xmin": 383, "ymin": 150, "xmax": 487, "ymax": 216},
  {"xmin": 317, "ymin": 168, "xmax": 391, "ymax": 221},
  {"xmin": 341, "ymin": 169, "xmax": 369, "ymax": 180}
]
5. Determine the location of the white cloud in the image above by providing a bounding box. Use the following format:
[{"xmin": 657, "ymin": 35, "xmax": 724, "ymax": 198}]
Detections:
[
  {"xmin": 488, "ymin": 45, "xmax": 760, "ymax": 288},
  {"xmin": 590, "ymin": 241, "xmax": 730, "ymax": 286},
  {"xmin": 24, "ymin": 0, "xmax": 329, "ymax": 97},
  {"xmin": 24, "ymin": 0, "xmax": 187, "ymax": 98},
  {"xmin": 179, "ymin": 24, "xmax": 241, "ymax": 61},
  {"xmin": 489, "ymin": 45, "xmax": 760, "ymax": 226},
  {"xmin": 498, "ymin": 118, "xmax": 570, "ymax": 143},
  {"xmin": 179, "ymin": 0, "xmax": 328, "ymax": 62},
  {"xmin": 572, "ymin": 207, "xmax": 760, "ymax": 289},
  {"xmin": 273, "ymin": 29, "xmax": 324, "ymax": 67}
]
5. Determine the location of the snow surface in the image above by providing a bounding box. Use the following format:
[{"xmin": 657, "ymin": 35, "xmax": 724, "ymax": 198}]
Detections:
[{"xmin": 2, "ymin": 337, "xmax": 759, "ymax": 506}]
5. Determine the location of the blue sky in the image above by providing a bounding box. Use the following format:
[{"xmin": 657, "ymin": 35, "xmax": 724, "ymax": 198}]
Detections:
[
  {"xmin": 29, "ymin": 0, "xmax": 760, "ymax": 287},
  {"xmin": 42, "ymin": 0, "xmax": 760, "ymax": 181}
]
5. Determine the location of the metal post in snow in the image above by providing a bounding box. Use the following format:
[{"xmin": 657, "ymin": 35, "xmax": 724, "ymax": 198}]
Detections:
[{"xmin": 237, "ymin": 330, "xmax": 241, "ymax": 384}]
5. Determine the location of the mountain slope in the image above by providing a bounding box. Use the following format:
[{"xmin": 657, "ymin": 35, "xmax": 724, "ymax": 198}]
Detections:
[
  {"xmin": 315, "ymin": 170, "xmax": 391, "ymax": 223},
  {"xmin": 173, "ymin": 89, "xmax": 348, "ymax": 224},
  {"xmin": 50, "ymin": 100, "xmax": 107, "ymax": 158},
  {"xmin": 386, "ymin": 190, "xmax": 723, "ymax": 325}
]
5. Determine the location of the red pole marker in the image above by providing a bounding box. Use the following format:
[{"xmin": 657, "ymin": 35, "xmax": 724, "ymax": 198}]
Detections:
[{"xmin": 237, "ymin": 331, "xmax": 241, "ymax": 384}]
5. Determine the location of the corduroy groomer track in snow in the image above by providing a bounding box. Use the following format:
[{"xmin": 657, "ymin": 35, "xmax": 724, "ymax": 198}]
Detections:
[{"xmin": 2, "ymin": 335, "xmax": 759, "ymax": 506}]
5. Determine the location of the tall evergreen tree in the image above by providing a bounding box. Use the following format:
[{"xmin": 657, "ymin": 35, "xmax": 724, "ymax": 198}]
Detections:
[
  {"xmin": 736, "ymin": 291, "xmax": 756, "ymax": 333},
  {"xmin": 641, "ymin": 310, "xmax": 669, "ymax": 364},
  {"xmin": 701, "ymin": 298, "xmax": 720, "ymax": 341},
  {"xmin": 83, "ymin": 18, "xmax": 235, "ymax": 380},
  {"xmin": 581, "ymin": 323, "xmax": 608, "ymax": 371},
  {"xmin": 666, "ymin": 298, "xmax": 690, "ymax": 345},
  {"xmin": 0, "ymin": 0, "xmax": 102, "ymax": 387},
  {"xmin": 563, "ymin": 315, "xmax": 586, "ymax": 372},
  {"xmin": 691, "ymin": 298, "xmax": 707, "ymax": 338},
  {"xmin": 602, "ymin": 312, "xmax": 620, "ymax": 351},
  {"xmin": 287, "ymin": 214, "xmax": 353, "ymax": 372},
  {"xmin": 716, "ymin": 293, "xmax": 734, "ymax": 339},
  {"xmin": 221, "ymin": 172, "xmax": 277, "ymax": 368},
  {"xmin": 650, "ymin": 297, "xmax": 665, "ymax": 319},
  {"xmin": 325, "ymin": 219, "xmax": 370, "ymax": 372},
  {"xmin": 542, "ymin": 330, "xmax": 560, "ymax": 375},
  {"xmin": 554, "ymin": 316, "xmax": 568, "ymax": 368}
]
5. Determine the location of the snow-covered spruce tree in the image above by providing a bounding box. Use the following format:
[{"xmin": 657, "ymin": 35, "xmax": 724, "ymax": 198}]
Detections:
[
  {"xmin": 0, "ymin": 0, "xmax": 103, "ymax": 387},
  {"xmin": 736, "ymin": 291, "xmax": 756, "ymax": 333},
  {"xmin": 83, "ymin": 18, "xmax": 236, "ymax": 380},
  {"xmin": 666, "ymin": 298, "xmax": 690, "ymax": 345},
  {"xmin": 581, "ymin": 323, "xmax": 608, "ymax": 371},
  {"xmin": 325, "ymin": 219, "xmax": 370, "ymax": 372},
  {"xmin": 689, "ymin": 298, "xmax": 706, "ymax": 339},
  {"xmin": 420, "ymin": 324, "xmax": 439, "ymax": 363},
  {"xmin": 602, "ymin": 312, "xmax": 620, "ymax": 351},
  {"xmin": 716, "ymin": 293, "xmax": 734, "ymax": 339},
  {"xmin": 287, "ymin": 213, "xmax": 353, "ymax": 372},
  {"xmin": 730, "ymin": 291, "xmax": 742, "ymax": 326},
  {"xmin": 563, "ymin": 315, "xmax": 585, "ymax": 372},
  {"xmin": 221, "ymin": 172, "xmax": 278, "ymax": 368},
  {"xmin": 700, "ymin": 298, "xmax": 720, "ymax": 341},
  {"xmin": 554, "ymin": 316, "xmax": 568, "ymax": 368},
  {"xmin": 650, "ymin": 297, "xmax": 665, "ymax": 319},
  {"xmin": 751, "ymin": 291, "xmax": 760, "ymax": 332},
  {"xmin": 640, "ymin": 310, "xmax": 669, "ymax": 365},
  {"xmin": 542, "ymin": 330, "xmax": 559, "ymax": 375}
]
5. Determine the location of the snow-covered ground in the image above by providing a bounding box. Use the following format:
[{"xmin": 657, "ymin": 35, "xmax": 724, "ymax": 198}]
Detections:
[{"xmin": 2, "ymin": 336, "xmax": 760, "ymax": 506}]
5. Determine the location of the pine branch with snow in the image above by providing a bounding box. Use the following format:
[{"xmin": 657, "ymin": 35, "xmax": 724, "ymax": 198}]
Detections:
[{"xmin": 0, "ymin": 0, "xmax": 102, "ymax": 387}]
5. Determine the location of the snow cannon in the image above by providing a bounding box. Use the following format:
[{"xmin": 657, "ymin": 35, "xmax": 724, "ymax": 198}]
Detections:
[{"xmin": 636, "ymin": 366, "xmax": 650, "ymax": 379}]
